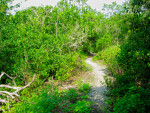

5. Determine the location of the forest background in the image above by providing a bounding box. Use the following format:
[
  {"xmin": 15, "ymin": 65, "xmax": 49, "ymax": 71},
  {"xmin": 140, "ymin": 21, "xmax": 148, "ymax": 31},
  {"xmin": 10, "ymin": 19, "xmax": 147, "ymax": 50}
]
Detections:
[{"xmin": 0, "ymin": 0, "xmax": 149, "ymax": 112}]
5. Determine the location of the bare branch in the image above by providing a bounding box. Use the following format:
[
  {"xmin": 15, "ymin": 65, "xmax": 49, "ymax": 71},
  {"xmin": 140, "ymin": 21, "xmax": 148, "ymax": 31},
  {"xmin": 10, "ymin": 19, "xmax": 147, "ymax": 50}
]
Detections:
[
  {"xmin": 0, "ymin": 91, "xmax": 16, "ymax": 99},
  {"xmin": 0, "ymin": 73, "xmax": 36, "ymax": 103},
  {"xmin": 15, "ymin": 74, "xmax": 36, "ymax": 93},
  {"xmin": 0, "ymin": 72, "xmax": 5, "ymax": 79},
  {"xmin": 2, "ymin": 72, "xmax": 13, "ymax": 80},
  {"xmin": 0, "ymin": 85, "xmax": 20, "ymax": 90},
  {"xmin": 0, "ymin": 72, "xmax": 16, "ymax": 86},
  {"xmin": 0, "ymin": 98, "xmax": 8, "ymax": 103}
]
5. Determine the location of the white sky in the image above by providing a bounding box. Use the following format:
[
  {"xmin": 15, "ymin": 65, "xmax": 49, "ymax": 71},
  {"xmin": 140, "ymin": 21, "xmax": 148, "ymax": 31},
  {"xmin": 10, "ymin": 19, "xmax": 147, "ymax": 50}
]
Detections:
[{"xmin": 10, "ymin": 0, "xmax": 126, "ymax": 14}]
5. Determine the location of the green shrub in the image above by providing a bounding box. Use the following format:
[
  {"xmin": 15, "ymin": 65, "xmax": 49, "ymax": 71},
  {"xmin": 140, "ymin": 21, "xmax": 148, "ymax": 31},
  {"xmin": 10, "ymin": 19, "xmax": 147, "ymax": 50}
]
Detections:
[
  {"xmin": 72, "ymin": 100, "xmax": 92, "ymax": 113},
  {"xmin": 67, "ymin": 88, "xmax": 79, "ymax": 103},
  {"xmin": 80, "ymin": 95, "xmax": 90, "ymax": 99},
  {"xmin": 78, "ymin": 83, "xmax": 91, "ymax": 94},
  {"xmin": 96, "ymin": 45, "xmax": 121, "ymax": 75},
  {"xmin": 113, "ymin": 87, "xmax": 150, "ymax": 113},
  {"xmin": 117, "ymin": 39, "xmax": 150, "ymax": 85},
  {"xmin": 96, "ymin": 35, "xmax": 112, "ymax": 51},
  {"xmin": 8, "ymin": 84, "xmax": 93, "ymax": 113},
  {"xmin": 93, "ymin": 51, "xmax": 102, "ymax": 60},
  {"xmin": 9, "ymin": 85, "xmax": 64, "ymax": 113}
]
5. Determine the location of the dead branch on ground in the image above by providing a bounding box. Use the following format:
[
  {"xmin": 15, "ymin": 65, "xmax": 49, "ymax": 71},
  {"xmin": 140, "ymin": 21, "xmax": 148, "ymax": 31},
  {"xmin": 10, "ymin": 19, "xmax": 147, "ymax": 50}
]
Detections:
[{"xmin": 0, "ymin": 72, "xmax": 36, "ymax": 103}]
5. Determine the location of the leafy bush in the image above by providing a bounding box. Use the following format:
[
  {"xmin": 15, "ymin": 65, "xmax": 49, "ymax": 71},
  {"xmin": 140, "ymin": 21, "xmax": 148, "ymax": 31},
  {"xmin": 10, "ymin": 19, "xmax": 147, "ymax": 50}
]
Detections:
[
  {"xmin": 78, "ymin": 83, "xmax": 91, "ymax": 94},
  {"xmin": 7, "ymin": 84, "xmax": 92, "ymax": 113},
  {"xmin": 96, "ymin": 34, "xmax": 112, "ymax": 51},
  {"xmin": 117, "ymin": 39, "xmax": 150, "ymax": 85},
  {"xmin": 104, "ymin": 2, "xmax": 150, "ymax": 112},
  {"xmin": 93, "ymin": 51, "xmax": 102, "ymax": 60},
  {"xmin": 113, "ymin": 87, "xmax": 150, "ymax": 113},
  {"xmin": 95, "ymin": 45, "xmax": 121, "ymax": 75},
  {"xmin": 9, "ymin": 85, "xmax": 63, "ymax": 113},
  {"xmin": 66, "ymin": 88, "xmax": 79, "ymax": 103},
  {"xmin": 73, "ymin": 100, "xmax": 92, "ymax": 113}
]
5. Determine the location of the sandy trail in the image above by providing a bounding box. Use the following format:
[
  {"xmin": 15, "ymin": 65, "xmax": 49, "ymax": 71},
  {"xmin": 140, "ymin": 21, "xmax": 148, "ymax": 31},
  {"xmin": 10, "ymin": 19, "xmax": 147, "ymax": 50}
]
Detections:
[{"xmin": 85, "ymin": 58, "xmax": 108, "ymax": 112}]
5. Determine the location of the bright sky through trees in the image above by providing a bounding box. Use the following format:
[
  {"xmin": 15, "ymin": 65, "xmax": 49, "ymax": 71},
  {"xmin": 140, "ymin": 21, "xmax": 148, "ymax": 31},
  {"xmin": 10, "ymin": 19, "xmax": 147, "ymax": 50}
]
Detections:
[{"xmin": 10, "ymin": 0, "xmax": 126, "ymax": 14}]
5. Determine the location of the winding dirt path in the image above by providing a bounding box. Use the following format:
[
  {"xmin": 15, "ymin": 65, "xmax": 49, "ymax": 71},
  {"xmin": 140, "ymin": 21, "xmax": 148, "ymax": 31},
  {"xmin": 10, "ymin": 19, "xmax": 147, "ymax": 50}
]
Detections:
[
  {"xmin": 85, "ymin": 58, "xmax": 108, "ymax": 112},
  {"xmin": 60, "ymin": 57, "xmax": 108, "ymax": 112}
]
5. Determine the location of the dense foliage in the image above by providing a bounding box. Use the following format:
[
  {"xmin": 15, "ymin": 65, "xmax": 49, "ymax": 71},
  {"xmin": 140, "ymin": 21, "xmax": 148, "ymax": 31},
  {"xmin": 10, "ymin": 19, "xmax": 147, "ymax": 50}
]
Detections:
[
  {"xmin": 1, "ymin": 83, "xmax": 91, "ymax": 113},
  {"xmin": 0, "ymin": 0, "xmax": 100, "ymax": 112},
  {"xmin": 0, "ymin": 0, "xmax": 149, "ymax": 112},
  {"xmin": 0, "ymin": 0, "xmax": 98, "ymax": 84},
  {"xmin": 94, "ymin": 0, "xmax": 150, "ymax": 112}
]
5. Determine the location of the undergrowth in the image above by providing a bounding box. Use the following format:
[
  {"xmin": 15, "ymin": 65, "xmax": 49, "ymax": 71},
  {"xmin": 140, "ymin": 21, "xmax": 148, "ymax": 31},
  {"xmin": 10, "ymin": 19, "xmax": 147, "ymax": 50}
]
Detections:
[
  {"xmin": 98, "ymin": 45, "xmax": 150, "ymax": 113},
  {"xmin": 93, "ymin": 45, "xmax": 121, "ymax": 75},
  {"xmin": 3, "ymin": 83, "xmax": 92, "ymax": 113}
]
